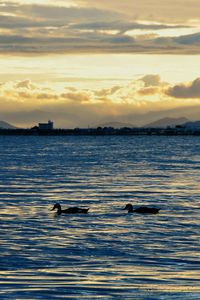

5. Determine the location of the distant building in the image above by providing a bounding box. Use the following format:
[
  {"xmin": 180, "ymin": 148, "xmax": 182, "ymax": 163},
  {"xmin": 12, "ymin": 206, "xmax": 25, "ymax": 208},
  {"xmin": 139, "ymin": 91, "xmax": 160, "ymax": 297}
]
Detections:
[{"xmin": 38, "ymin": 120, "xmax": 54, "ymax": 130}]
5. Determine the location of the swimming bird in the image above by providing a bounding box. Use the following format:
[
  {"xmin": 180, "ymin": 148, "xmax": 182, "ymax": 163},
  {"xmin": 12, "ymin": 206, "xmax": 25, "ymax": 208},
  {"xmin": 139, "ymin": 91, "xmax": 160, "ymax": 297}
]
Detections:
[
  {"xmin": 123, "ymin": 203, "xmax": 160, "ymax": 214},
  {"xmin": 51, "ymin": 203, "xmax": 89, "ymax": 215}
]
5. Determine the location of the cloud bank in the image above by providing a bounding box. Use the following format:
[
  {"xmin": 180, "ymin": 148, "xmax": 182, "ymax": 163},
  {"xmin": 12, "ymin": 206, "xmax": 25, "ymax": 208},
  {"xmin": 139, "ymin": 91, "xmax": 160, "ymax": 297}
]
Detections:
[
  {"xmin": 0, "ymin": 1, "xmax": 200, "ymax": 54},
  {"xmin": 1, "ymin": 75, "xmax": 200, "ymax": 127},
  {"xmin": 167, "ymin": 78, "xmax": 200, "ymax": 98},
  {"xmin": 77, "ymin": 0, "xmax": 200, "ymax": 23}
]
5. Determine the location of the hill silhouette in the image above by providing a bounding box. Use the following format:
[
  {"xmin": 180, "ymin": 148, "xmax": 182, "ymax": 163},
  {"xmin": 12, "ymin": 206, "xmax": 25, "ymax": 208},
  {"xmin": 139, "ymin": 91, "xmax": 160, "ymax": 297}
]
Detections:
[
  {"xmin": 95, "ymin": 121, "xmax": 135, "ymax": 128},
  {"xmin": 144, "ymin": 117, "xmax": 189, "ymax": 128},
  {"xmin": 0, "ymin": 120, "xmax": 17, "ymax": 129}
]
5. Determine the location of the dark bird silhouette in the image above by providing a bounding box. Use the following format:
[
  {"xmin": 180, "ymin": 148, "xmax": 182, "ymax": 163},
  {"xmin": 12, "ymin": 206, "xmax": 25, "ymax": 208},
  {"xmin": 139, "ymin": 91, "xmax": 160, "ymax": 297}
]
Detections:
[
  {"xmin": 51, "ymin": 203, "xmax": 89, "ymax": 215},
  {"xmin": 123, "ymin": 203, "xmax": 160, "ymax": 214}
]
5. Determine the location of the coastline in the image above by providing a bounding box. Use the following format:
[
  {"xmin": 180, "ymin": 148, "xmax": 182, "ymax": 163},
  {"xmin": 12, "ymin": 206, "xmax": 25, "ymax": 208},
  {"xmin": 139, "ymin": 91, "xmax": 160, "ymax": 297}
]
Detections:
[{"xmin": 1, "ymin": 127, "xmax": 200, "ymax": 136}]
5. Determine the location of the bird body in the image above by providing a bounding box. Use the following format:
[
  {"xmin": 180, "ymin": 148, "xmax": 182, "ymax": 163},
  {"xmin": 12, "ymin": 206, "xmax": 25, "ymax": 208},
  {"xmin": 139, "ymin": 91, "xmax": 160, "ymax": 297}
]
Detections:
[
  {"xmin": 123, "ymin": 203, "xmax": 160, "ymax": 214},
  {"xmin": 51, "ymin": 203, "xmax": 89, "ymax": 215}
]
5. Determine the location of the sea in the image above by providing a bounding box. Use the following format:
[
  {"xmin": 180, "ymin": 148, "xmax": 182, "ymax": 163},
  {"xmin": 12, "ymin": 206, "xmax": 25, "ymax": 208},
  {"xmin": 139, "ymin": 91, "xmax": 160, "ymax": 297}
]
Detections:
[{"xmin": 0, "ymin": 135, "xmax": 199, "ymax": 300}]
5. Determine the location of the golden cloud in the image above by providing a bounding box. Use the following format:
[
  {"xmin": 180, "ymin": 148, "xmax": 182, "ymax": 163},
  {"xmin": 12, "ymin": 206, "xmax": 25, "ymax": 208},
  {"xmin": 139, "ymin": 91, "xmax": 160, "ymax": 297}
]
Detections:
[
  {"xmin": 138, "ymin": 86, "xmax": 159, "ymax": 96},
  {"xmin": 1, "ymin": 76, "xmax": 200, "ymax": 128}
]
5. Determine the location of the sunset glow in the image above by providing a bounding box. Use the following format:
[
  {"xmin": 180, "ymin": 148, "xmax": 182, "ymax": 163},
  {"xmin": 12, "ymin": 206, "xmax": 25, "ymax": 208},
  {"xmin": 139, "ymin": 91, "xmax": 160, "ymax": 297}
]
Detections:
[
  {"xmin": 1, "ymin": 0, "xmax": 200, "ymax": 127},
  {"xmin": 1, "ymin": 2, "xmax": 200, "ymax": 299}
]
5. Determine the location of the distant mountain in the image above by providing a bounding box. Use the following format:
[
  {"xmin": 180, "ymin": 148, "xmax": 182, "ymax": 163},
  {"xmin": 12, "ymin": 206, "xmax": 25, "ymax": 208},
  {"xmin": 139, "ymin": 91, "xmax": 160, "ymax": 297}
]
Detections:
[
  {"xmin": 1, "ymin": 104, "xmax": 200, "ymax": 129},
  {"xmin": 183, "ymin": 120, "xmax": 200, "ymax": 129},
  {"xmin": 0, "ymin": 110, "xmax": 77, "ymax": 129},
  {"xmin": 112, "ymin": 106, "xmax": 200, "ymax": 127},
  {"xmin": 144, "ymin": 117, "xmax": 189, "ymax": 128},
  {"xmin": 95, "ymin": 121, "xmax": 135, "ymax": 128},
  {"xmin": 0, "ymin": 120, "xmax": 17, "ymax": 129}
]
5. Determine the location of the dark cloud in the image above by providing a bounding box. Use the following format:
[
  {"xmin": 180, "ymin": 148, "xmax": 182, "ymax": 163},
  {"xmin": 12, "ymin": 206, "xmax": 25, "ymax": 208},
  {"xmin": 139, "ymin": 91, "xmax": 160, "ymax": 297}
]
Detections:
[
  {"xmin": 175, "ymin": 32, "xmax": 200, "ymax": 45},
  {"xmin": 1, "ymin": 32, "xmax": 200, "ymax": 54},
  {"xmin": 77, "ymin": 0, "xmax": 200, "ymax": 24},
  {"xmin": 167, "ymin": 78, "xmax": 200, "ymax": 98},
  {"xmin": 0, "ymin": 3, "xmax": 121, "ymax": 23},
  {"xmin": 0, "ymin": 32, "xmax": 136, "ymax": 54},
  {"xmin": 0, "ymin": 2, "xmax": 198, "ymax": 54},
  {"xmin": 0, "ymin": 15, "xmax": 37, "ymax": 28},
  {"xmin": 0, "ymin": 3, "xmax": 188, "ymax": 33},
  {"xmin": 70, "ymin": 21, "xmax": 184, "ymax": 33}
]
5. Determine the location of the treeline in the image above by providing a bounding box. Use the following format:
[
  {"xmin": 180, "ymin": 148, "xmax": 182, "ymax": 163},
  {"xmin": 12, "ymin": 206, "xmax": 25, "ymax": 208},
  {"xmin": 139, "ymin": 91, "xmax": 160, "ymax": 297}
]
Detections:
[{"xmin": 0, "ymin": 126, "xmax": 200, "ymax": 135}]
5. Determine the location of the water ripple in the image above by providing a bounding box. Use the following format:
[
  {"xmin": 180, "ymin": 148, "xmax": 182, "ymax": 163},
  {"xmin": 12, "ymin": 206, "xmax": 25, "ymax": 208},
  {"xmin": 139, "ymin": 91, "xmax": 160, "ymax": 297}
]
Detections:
[{"xmin": 0, "ymin": 136, "xmax": 199, "ymax": 299}]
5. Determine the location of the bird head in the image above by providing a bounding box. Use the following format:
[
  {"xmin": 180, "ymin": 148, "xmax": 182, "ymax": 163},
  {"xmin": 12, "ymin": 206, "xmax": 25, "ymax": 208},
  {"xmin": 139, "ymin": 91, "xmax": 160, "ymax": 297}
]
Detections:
[
  {"xmin": 51, "ymin": 203, "xmax": 61, "ymax": 211},
  {"xmin": 123, "ymin": 203, "xmax": 133, "ymax": 211}
]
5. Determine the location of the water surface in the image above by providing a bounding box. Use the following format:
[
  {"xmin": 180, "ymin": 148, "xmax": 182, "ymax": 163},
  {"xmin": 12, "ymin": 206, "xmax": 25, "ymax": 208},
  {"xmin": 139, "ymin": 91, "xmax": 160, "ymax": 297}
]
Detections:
[{"xmin": 0, "ymin": 136, "xmax": 199, "ymax": 299}]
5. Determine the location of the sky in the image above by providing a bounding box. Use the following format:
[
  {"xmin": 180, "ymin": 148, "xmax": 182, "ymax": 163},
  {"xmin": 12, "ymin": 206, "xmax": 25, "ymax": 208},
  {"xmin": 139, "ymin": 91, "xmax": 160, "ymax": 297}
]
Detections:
[{"xmin": 1, "ymin": 0, "xmax": 200, "ymax": 127}]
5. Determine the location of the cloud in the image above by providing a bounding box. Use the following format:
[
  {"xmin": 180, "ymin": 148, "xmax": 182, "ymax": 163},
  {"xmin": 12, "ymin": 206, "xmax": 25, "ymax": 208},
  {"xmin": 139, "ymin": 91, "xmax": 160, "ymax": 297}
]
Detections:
[
  {"xmin": 167, "ymin": 78, "xmax": 200, "ymax": 98},
  {"xmin": 70, "ymin": 21, "xmax": 183, "ymax": 33},
  {"xmin": 1, "ymin": 30, "xmax": 200, "ymax": 55},
  {"xmin": 61, "ymin": 91, "xmax": 93, "ymax": 103},
  {"xmin": 1, "ymin": 75, "xmax": 200, "ymax": 127},
  {"xmin": 0, "ymin": 75, "xmax": 183, "ymax": 111},
  {"xmin": 0, "ymin": 3, "xmax": 121, "ymax": 23},
  {"xmin": 0, "ymin": 1, "xmax": 199, "ymax": 54},
  {"xmin": 2, "ymin": 0, "xmax": 200, "ymax": 26},
  {"xmin": 77, "ymin": 0, "xmax": 200, "ymax": 24},
  {"xmin": 15, "ymin": 79, "xmax": 36, "ymax": 89},
  {"xmin": 140, "ymin": 75, "xmax": 161, "ymax": 87},
  {"xmin": 175, "ymin": 32, "xmax": 200, "ymax": 45},
  {"xmin": 138, "ymin": 86, "xmax": 159, "ymax": 96}
]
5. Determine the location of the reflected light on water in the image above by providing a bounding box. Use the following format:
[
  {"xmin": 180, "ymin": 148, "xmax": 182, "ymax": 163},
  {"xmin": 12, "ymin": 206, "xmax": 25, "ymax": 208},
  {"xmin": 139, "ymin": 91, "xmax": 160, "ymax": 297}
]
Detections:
[{"xmin": 0, "ymin": 136, "xmax": 199, "ymax": 299}]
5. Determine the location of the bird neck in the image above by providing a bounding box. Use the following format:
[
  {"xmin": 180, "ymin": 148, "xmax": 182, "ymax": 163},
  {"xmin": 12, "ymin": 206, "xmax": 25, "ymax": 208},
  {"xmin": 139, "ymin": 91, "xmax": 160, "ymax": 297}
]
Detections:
[{"xmin": 57, "ymin": 205, "xmax": 62, "ymax": 214}]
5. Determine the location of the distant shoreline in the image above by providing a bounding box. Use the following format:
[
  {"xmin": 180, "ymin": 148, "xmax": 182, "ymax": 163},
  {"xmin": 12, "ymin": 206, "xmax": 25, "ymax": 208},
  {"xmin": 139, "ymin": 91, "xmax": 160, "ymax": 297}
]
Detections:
[{"xmin": 1, "ymin": 127, "xmax": 200, "ymax": 136}]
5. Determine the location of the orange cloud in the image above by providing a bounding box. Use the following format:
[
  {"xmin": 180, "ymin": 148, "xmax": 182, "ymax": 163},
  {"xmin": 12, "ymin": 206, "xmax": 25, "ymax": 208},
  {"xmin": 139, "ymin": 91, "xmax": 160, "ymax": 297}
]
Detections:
[
  {"xmin": 138, "ymin": 86, "xmax": 159, "ymax": 96},
  {"xmin": 1, "ymin": 76, "xmax": 200, "ymax": 128}
]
